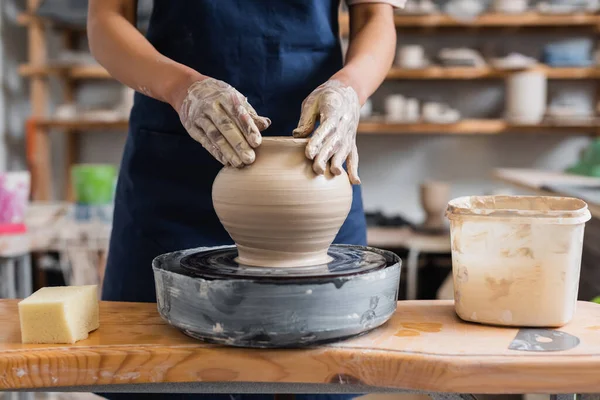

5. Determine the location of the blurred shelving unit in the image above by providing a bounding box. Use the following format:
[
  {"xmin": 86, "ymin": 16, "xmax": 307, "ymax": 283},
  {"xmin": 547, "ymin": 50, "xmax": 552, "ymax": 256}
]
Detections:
[
  {"xmin": 342, "ymin": 10, "xmax": 600, "ymax": 138},
  {"xmin": 20, "ymin": 3, "xmax": 600, "ymax": 200},
  {"xmin": 21, "ymin": 0, "xmax": 135, "ymax": 201}
]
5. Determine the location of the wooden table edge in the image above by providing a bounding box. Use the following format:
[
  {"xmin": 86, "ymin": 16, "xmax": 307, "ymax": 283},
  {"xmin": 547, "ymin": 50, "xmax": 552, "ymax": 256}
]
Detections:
[
  {"xmin": 2, "ymin": 338, "xmax": 600, "ymax": 393},
  {"xmin": 3, "ymin": 300, "xmax": 600, "ymax": 393}
]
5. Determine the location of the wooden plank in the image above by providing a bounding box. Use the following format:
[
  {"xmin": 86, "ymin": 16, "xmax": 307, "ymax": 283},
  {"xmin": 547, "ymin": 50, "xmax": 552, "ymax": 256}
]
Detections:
[
  {"xmin": 386, "ymin": 66, "xmax": 600, "ymax": 80},
  {"xmin": 22, "ymin": 64, "xmax": 599, "ymax": 81},
  {"xmin": 1, "ymin": 300, "xmax": 600, "ymax": 393},
  {"xmin": 37, "ymin": 119, "xmax": 130, "ymax": 131},
  {"xmin": 394, "ymin": 12, "xmax": 600, "ymax": 27},
  {"xmin": 19, "ymin": 64, "xmax": 111, "ymax": 79},
  {"xmin": 494, "ymin": 168, "xmax": 600, "ymax": 188},
  {"xmin": 62, "ymin": 31, "xmax": 78, "ymax": 202},
  {"xmin": 28, "ymin": 119, "xmax": 598, "ymax": 135},
  {"xmin": 27, "ymin": 0, "xmax": 51, "ymax": 201},
  {"xmin": 358, "ymin": 120, "xmax": 598, "ymax": 135},
  {"xmin": 544, "ymin": 67, "xmax": 600, "ymax": 79},
  {"xmin": 17, "ymin": 13, "xmax": 86, "ymax": 32},
  {"xmin": 339, "ymin": 12, "xmax": 600, "ymax": 35},
  {"xmin": 387, "ymin": 67, "xmax": 503, "ymax": 80},
  {"xmin": 493, "ymin": 168, "xmax": 600, "ymax": 218}
]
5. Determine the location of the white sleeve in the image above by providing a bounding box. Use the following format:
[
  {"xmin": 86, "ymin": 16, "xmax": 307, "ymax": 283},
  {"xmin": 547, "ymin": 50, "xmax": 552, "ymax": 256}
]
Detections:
[{"xmin": 345, "ymin": 0, "xmax": 407, "ymax": 8}]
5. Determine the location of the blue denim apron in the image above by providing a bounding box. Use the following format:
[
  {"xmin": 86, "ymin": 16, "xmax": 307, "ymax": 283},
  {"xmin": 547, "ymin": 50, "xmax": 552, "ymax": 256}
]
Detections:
[{"xmin": 101, "ymin": 2, "xmax": 366, "ymax": 398}]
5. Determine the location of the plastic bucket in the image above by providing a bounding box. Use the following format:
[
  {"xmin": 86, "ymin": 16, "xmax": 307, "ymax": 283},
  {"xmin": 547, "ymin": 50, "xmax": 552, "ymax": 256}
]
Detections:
[
  {"xmin": 446, "ymin": 195, "xmax": 591, "ymax": 327},
  {"xmin": 71, "ymin": 164, "xmax": 117, "ymax": 205}
]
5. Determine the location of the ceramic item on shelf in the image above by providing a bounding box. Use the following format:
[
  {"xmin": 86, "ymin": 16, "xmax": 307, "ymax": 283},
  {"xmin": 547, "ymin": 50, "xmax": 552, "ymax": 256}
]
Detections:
[
  {"xmin": 587, "ymin": 0, "xmax": 600, "ymax": 12},
  {"xmin": 397, "ymin": 45, "xmax": 427, "ymax": 69},
  {"xmin": 55, "ymin": 104, "xmax": 77, "ymax": 120},
  {"xmin": 81, "ymin": 109, "xmax": 123, "ymax": 122},
  {"xmin": 423, "ymin": 102, "xmax": 461, "ymax": 124},
  {"xmin": 506, "ymin": 71, "xmax": 547, "ymax": 125},
  {"xmin": 543, "ymin": 39, "xmax": 594, "ymax": 67},
  {"xmin": 420, "ymin": 181, "xmax": 450, "ymax": 232},
  {"xmin": 444, "ymin": 0, "xmax": 485, "ymax": 21},
  {"xmin": 402, "ymin": 1, "xmax": 421, "ymax": 13},
  {"xmin": 438, "ymin": 48, "xmax": 486, "ymax": 67},
  {"xmin": 0, "ymin": 171, "xmax": 30, "ymax": 225},
  {"xmin": 212, "ymin": 137, "xmax": 353, "ymax": 268},
  {"xmin": 55, "ymin": 50, "xmax": 98, "ymax": 65},
  {"xmin": 537, "ymin": 1, "xmax": 594, "ymax": 14},
  {"xmin": 547, "ymin": 94, "xmax": 593, "ymax": 124},
  {"xmin": 71, "ymin": 164, "xmax": 117, "ymax": 205},
  {"xmin": 419, "ymin": 0, "xmax": 438, "ymax": 14},
  {"xmin": 404, "ymin": 98, "xmax": 420, "ymax": 122},
  {"xmin": 56, "ymin": 104, "xmax": 124, "ymax": 122},
  {"xmin": 385, "ymin": 94, "xmax": 406, "ymax": 122},
  {"xmin": 493, "ymin": 0, "xmax": 529, "ymax": 14},
  {"xmin": 360, "ymin": 99, "xmax": 373, "ymax": 119},
  {"xmin": 490, "ymin": 53, "xmax": 538, "ymax": 70},
  {"xmin": 401, "ymin": 0, "xmax": 439, "ymax": 15}
]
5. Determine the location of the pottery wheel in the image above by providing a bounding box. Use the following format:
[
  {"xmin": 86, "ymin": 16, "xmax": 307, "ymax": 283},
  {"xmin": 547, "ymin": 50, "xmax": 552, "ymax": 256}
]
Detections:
[{"xmin": 153, "ymin": 244, "xmax": 401, "ymax": 348}]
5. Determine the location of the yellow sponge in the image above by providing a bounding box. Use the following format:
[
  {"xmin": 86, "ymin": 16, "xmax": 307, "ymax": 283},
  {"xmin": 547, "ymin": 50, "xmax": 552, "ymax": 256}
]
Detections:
[{"xmin": 18, "ymin": 285, "xmax": 99, "ymax": 344}]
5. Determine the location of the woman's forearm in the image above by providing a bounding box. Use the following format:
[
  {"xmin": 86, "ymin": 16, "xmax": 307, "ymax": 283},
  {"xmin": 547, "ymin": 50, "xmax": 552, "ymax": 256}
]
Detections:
[
  {"xmin": 331, "ymin": 4, "xmax": 396, "ymax": 104},
  {"xmin": 87, "ymin": 0, "xmax": 203, "ymax": 111}
]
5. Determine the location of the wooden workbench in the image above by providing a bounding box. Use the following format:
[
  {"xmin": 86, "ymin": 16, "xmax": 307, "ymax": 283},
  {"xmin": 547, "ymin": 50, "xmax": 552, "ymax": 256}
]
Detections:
[
  {"xmin": 0, "ymin": 202, "xmax": 111, "ymax": 300},
  {"xmin": 494, "ymin": 168, "xmax": 600, "ymax": 218},
  {"xmin": 1, "ymin": 300, "xmax": 600, "ymax": 395}
]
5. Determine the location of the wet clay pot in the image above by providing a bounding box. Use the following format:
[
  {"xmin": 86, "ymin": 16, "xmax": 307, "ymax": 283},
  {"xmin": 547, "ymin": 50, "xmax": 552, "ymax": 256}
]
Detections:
[{"xmin": 212, "ymin": 137, "xmax": 353, "ymax": 267}]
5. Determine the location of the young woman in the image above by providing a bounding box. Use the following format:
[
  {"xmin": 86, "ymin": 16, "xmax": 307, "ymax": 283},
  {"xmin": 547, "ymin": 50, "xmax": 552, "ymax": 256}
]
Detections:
[{"xmin": 88, "ymin": 1, "xmax": 403, "ymax": 398}]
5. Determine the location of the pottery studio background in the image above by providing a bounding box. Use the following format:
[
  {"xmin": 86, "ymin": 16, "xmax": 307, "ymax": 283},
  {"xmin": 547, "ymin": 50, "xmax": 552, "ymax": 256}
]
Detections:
[{"xmin": 1, "ymin": 1, "xmax": 600, "ymax": 302}]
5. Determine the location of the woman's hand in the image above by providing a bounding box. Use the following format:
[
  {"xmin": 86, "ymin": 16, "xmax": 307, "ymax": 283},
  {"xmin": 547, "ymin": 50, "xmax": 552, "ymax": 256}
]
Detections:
[
  {"xmin": 291, "ymin": 3, "xmax": 397, "ymax": 185},
  {"xmin": 178, "ymin": 78, "xmax": 271, "ymax": 167},
  {"xmin": 293, "ymin": 80, "xmax": 361, "ymax": 185}
]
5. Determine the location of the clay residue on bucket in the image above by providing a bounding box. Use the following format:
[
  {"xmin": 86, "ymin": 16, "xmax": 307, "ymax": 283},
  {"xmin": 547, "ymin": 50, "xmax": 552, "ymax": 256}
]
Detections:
[{"xmin": 446, "ymin": 195, "xmax": 591, "ymax": 221}]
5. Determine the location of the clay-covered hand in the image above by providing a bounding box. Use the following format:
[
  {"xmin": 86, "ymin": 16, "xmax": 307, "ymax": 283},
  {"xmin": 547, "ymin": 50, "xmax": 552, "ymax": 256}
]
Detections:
[
  {"xmin": 179, "ymin": 78, "xmax": 271, "ymax": 167},
  {"xmin": 293, "ymin": 80, "xmax": 361, "ymax": 185}
]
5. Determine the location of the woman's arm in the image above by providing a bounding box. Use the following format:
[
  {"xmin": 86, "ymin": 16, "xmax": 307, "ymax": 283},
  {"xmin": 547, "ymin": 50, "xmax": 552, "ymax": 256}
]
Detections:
[
  {"xmin": 87, "ymin": 0, "xmax": 202, "ymax": 111},
  {"xmin": 333, "ymin": 4, "xmax": 397, "ymax": 105},
  {"xmin": 87, "ymin": 0, "xmax": 270, "ymax": 167}
]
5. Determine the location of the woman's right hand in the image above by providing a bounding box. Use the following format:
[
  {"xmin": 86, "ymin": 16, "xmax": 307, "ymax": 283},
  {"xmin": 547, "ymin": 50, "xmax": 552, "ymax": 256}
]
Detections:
[{"xmin": 177, "ymin": 78, "xmax": 271, "ymax": 167}]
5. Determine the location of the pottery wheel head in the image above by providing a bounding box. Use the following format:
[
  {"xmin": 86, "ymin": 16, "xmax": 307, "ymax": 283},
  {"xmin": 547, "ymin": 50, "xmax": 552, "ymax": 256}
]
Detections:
[{"xmin": 179, "ymin": 245, "xmax": 389, "ymax": 280}]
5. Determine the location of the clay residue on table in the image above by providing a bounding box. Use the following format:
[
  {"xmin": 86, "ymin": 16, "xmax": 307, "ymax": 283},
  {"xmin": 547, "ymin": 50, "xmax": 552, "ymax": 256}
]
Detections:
[
  {"xmin": 395, "ymin": 329, "xmax": 420, "ymax": 337},
  {"xmin": 394, "ymin": 322, "xmax": 443, "ymax": 337}
]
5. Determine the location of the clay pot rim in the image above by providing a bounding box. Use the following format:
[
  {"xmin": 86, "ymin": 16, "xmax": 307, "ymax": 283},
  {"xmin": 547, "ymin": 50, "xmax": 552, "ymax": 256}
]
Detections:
[{"xmin": 261, "ymin": 137, "xmax": 308, "ymax": 146}]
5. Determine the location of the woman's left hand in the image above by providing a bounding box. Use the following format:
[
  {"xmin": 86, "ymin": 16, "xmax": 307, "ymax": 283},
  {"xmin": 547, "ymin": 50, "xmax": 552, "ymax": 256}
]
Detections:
[{"xmin": 293, "ymin": 80, "xmax": 361, "ymax": 185}]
